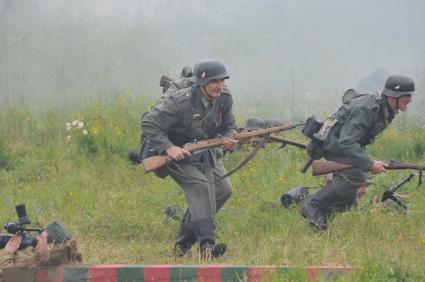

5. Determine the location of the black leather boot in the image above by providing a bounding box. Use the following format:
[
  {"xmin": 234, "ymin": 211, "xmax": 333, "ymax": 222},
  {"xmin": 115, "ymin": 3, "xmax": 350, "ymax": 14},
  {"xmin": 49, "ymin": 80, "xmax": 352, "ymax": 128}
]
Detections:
[
  {"xmin": 193, "ymin": 218, "xmax": 226, "ymax": 259},
  {"xmin": 201, "ymin": 242, "xmax": 227, "ymax": 259},
  {"xmin": 301, "ymin": 201, "xmax": 328, "ymax": 231},
  {"xmin": 301, "ymin": 184, "xmax": 342, "ymax": 231}
]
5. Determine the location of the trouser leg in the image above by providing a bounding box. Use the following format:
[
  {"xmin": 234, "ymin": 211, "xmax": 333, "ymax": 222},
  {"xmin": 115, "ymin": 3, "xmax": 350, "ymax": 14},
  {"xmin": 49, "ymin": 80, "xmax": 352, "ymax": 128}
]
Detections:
[
  {"xmin": 174, "ymin": 209, "xmax": 196, "ymax": 257},
  {"xmin": 168, "ymin": 162, "xmax": 215, "ymax": 220},
  {"xmin": 301, "ymin": 168, "xmax": 365, "ymax": 230},
  {"xmin": 328, "ymin": 168, "xmax": 367, "ymax": 212},
  {"xmin": 168, "ymin": 161, "xmax": 216, "ymax": 255},
  {"xmin": 168, "ymin": 159, "xmax": 231, "ymax": 258},
  {"xmin": 211, "ymin": 159, "xmax": 232, "ymax": 212},
  {"xmin": 301, "ymin": 183, "xmax": 341, "ymax": 230}
]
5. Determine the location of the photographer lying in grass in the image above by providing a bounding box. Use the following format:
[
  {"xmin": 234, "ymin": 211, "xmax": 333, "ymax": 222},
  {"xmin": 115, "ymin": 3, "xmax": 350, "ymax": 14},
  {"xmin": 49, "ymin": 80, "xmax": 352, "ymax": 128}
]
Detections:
[{"xmin": 0, "ymin": 221, "xmax": 82, "ymax": 281}]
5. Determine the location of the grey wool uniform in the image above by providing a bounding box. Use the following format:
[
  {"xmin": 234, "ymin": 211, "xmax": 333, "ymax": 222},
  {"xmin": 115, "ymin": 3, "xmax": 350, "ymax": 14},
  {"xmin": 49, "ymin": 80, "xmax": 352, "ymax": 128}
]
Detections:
[
  {"xmin": 141, "ymin": 84, "xmax": 237, "ymax": 252},
  {"xmin": 302, "ymin": 74, "xmax": 416, "ymax": 231},
  {"xmin": 302, "ymin": 92, "xmax": 396, "ymax": 230}
]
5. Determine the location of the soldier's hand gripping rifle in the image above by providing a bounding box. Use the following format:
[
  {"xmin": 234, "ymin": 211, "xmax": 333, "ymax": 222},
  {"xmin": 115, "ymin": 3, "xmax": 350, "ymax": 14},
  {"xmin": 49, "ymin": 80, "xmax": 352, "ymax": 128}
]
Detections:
[
  {"xmin": 142, "ymin": 124, "xmax": 302, "ymax": 173},
  {"xmin": 311, "ymin": 160, "xmax": 425, "ymax": 176}
]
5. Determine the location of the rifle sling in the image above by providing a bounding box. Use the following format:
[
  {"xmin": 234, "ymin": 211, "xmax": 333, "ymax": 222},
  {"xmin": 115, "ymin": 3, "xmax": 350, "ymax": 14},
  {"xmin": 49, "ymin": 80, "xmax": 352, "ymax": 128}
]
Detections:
[
  {"xmin": 334, "ymin": 170, "xmax": 370, "ymax": 186},
  {"xmin": 218, "ymin": 136, "xmax": 268, "ymax": 180}
]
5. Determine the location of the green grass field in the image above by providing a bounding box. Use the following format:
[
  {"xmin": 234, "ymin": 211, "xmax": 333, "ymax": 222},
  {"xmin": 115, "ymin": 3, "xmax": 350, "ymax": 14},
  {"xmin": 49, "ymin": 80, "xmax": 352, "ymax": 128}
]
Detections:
[{"xmin": 1, "ymin": 94, "xmax": 425, "ymax": 281}]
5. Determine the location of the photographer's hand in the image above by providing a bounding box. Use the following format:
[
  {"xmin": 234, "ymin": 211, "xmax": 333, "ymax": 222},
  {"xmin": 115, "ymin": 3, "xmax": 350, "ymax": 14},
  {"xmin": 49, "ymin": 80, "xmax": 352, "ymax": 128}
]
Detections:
[{"xmin": 5, "ymin": 234, "xmax": 22, "ymax": 253}]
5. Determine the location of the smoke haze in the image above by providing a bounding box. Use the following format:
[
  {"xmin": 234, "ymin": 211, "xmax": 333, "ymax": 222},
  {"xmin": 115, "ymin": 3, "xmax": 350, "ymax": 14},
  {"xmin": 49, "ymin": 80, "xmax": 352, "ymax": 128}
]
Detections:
[{"xmin": 1, "ymin": 0, "xmax": 424, "ymax": 120}]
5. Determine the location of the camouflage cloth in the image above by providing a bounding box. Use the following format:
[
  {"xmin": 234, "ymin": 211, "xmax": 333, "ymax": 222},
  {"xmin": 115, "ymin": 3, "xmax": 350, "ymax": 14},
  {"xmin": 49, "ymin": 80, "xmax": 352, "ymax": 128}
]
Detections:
[{"xmin": 0, "ymin": 247, "xmax": 34, "ymax": 282}]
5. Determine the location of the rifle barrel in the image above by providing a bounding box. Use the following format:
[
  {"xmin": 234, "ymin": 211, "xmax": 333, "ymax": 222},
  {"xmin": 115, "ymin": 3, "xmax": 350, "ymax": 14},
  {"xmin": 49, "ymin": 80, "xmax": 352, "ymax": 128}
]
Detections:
[
  {"xmin": 268, "ymin": 135, "xmax": 307, "ymax": 149},
  {"xmin": 311, "ymin": 160, "xmax": 425, "ymax": 177},
  {"xmin": 387, "ymin": 161, "xmax": 425, "ymax": 171},
  {"xmin": 183, "ymin": 124, "xmax": 298, "ymax": 152}
]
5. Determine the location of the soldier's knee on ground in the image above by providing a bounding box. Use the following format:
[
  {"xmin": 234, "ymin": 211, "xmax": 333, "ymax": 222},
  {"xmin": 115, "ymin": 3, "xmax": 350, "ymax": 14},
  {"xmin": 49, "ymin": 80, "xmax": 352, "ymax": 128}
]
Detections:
[{"xmin": 301, "ymin": 200, "xmax": 328, "ymax": 231}]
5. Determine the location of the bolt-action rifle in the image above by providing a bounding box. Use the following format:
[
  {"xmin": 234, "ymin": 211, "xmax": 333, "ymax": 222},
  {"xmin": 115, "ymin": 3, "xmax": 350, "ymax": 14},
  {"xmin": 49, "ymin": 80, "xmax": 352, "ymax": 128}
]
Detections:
[
  {"xmin": 311, "ymin": 160, "xmax": 425, "ymax": 176},
  {"xmin": 142, "ymin": 124, "xmax": 301, "ymax": 173}
]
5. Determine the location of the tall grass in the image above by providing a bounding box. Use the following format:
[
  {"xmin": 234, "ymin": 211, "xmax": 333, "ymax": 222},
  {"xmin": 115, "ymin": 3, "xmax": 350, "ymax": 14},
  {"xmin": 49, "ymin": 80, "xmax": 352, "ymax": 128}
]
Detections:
[{"xmin": 1, "ymin": 94, "xmax": 425, "ymax": 280}]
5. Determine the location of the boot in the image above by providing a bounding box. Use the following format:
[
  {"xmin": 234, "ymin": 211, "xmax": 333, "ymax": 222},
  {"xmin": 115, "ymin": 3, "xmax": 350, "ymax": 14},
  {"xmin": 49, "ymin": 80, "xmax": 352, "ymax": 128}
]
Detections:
[
  {"xmin": 173, "ymin": 210, "xmax": 196, "ymax": 258},
  {"xmin": 201, "ymin": 242, "xmax": 227, "ymax": 259},
  {"xmin": 301, "ymin": 184, "xmax": 342, "ymax": 231},
  {"xmin": 193, "ymin": 218, "xmax": 227, "ymax": 259},
  {"xmin": 301, "ymin": 201, "xmax": 328, "ymax": 231}
]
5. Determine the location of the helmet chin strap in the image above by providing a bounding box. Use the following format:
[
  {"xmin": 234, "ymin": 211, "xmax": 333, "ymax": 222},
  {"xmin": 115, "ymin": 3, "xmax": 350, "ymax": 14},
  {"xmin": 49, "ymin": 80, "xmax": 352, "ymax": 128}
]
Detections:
[
  {"xmin": 201, "ymin": 85, "xmax": 217, "ymax": 100},
  {"xmin": 385, "ymin": 95, "xmax": 400, "ymax": 112}
]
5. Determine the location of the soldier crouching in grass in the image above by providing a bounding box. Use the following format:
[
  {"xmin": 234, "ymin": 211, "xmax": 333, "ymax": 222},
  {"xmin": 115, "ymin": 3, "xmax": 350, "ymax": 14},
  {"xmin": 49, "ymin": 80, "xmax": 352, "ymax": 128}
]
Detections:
[
  {"xmin": 0, "ymin": 221, "xmax": 82, "ymax": 281},
  {"xmin": 141, "ymin": 60, "xmax": 239, "ymax": 259},
  {"xmin": 301, "ymin": 75, "xmax": 416, "ymax": 231}
]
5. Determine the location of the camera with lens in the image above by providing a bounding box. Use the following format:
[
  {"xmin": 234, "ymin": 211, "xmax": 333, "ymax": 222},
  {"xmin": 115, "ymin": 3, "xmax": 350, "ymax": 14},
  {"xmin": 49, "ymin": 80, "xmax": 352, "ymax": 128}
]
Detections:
[{"xmin": 0, "ymin": 204, "xmax": 43, "ymax": 250}]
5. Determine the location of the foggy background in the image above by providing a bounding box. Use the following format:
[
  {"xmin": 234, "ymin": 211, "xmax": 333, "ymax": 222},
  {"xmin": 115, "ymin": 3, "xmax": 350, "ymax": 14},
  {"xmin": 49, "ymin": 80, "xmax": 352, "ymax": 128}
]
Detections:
[{"xmin": 1, "ymin": 0, "xmax": 425, "ymax": 122}]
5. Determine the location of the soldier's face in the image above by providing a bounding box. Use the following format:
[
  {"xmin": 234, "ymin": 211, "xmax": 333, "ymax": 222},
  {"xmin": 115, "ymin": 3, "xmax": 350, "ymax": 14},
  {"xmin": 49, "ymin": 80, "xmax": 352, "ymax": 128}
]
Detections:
[
  {"xmin": 203, "ymin": 79, "xmax": 225, "ymax": 99},
  {"xmin": 398, "ymin": 95, "xmax": 412, "ymax": 112}
]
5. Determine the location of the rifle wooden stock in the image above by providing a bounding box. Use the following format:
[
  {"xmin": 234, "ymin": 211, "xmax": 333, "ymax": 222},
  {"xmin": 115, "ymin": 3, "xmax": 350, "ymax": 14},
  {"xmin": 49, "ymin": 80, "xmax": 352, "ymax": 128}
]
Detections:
[
  {"xmin": 143, "ymin": 124, "xmax": 297, "ymax": 173},
  {"xmin": 312, "ymin": 160, "xmax": 425, "ymax": 176},
  {"xmin": 142, "ymin": 155, "xmax": 172, "ymax": 173},
  {"xmin": 311, "ymin": 161, "xmax": 353, "ymax": 176}
]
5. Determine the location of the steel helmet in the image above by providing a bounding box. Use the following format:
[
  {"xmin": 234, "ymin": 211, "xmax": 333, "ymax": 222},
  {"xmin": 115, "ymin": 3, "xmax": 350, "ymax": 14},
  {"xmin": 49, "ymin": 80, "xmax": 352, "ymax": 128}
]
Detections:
[
  {"xmin": 245, "ymin": 117, "xmax": 265, "ymax": 131},
  {"xmin": 193, "ymin": 60, "xmax": 229, "ymax": 86},
  {"xmin": 382, "ymin": 75, "xmax": 415, "ymax": 97}
]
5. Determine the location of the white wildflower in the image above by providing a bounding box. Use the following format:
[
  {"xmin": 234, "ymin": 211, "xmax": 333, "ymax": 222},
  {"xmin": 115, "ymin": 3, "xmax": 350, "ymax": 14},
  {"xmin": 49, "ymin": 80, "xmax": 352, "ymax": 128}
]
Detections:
[
  {"xmin": 77, "ymin": 121, "xmax": 84, "ymax": 129},
  {"xmin": 72, "ymin": 120, "xmax": 79, "ymax": 126},
  {"xmin": 66, "ymin": 135, "xmax": 72, "ymax": 142},
  {"xmin": 82, "ymin": 129, "xmax": 88, "ymax": 135},
  {"xmin": 65, "ymin": 122, "xmax": 71, "ymax": 127}
]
